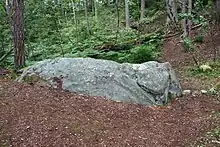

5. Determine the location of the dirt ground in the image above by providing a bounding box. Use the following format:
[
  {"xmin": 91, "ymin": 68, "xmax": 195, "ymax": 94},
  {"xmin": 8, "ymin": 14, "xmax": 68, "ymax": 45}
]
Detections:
[
  {"xmin": 0, "ymin": 77, "xmax": 220, "ymax": 147},
  {"xmin": 1, "ymin": 28, "xmax": 220, "ymax": 146},
  {"xmin": 161, "ymin": 26, "xmax": 220, "ymax": 90}
]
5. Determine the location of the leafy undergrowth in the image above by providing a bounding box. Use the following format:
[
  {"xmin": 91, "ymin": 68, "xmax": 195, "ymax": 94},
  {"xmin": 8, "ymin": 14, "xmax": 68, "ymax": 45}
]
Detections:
[
  {"xmin": 189, "ymin": 61, "xmax": 220, "ymax": 78},
  {"xmin": 178, "ymin": 60, "xmax": 220, "ymax": 91}
]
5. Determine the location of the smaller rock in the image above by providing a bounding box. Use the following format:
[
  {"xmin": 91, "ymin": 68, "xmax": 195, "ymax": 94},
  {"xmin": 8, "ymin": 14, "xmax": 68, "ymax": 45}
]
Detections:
[
  {"xmin": 192, "ymin": 90, "xmax": 201, "ymax": 97},
  {"xmin": 209, "ymin": 88, "xmax": 218, "ymax": 95},
  {"xmin": 182, "ymin": 90, "xmax": 191, "ymax": 96},
  {"xmin": 201, "ymin": 90, "xmax": 208, "ymax": 94}
]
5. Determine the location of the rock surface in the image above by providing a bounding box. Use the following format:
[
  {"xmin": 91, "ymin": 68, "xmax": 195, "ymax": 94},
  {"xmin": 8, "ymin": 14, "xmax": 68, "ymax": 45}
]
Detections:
[
  {"xmin": 182, "ymin": 90, "xmax": 191, "ymax": 96},
  {"xmin": 17, "ymin": 58, "xmax": 182, "ymax": 106}
]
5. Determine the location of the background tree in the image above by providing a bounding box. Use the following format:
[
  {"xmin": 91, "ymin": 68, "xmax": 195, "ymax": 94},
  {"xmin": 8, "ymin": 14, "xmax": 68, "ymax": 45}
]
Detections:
[
  {"xmin": 85, "ymin": 0, "xmax": 91, "ymax": 35},
  {"xmin": 165, "ymin": 0, "xmax": 178, "ymax": 28},
  {"xmin": 140, "ymin": 0, "xmax": 145, "ymax": 20},
  {"xmin": 12, "ymin": 0, "xmax": 25, "ymax": 69},
  {"xmin": 181, "ymin": 0, "xmax": 187, "ymax": 37},
  {"xmin": 0, "ymin": 0, "xmax": 218, "ymax": 68},
  {"xmin": 188, "ymin": 0, "xmax": 192, "ymax": 37},
  {"xmin": 125, "ymin": 0, "xmax": 130, "ymax": 28}
]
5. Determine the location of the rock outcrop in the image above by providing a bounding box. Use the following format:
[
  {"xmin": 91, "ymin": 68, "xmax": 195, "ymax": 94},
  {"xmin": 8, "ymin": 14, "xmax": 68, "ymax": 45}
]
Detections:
[{"xmin": 17, "ymin": 58, "xmax": 182, "ymax": 106}]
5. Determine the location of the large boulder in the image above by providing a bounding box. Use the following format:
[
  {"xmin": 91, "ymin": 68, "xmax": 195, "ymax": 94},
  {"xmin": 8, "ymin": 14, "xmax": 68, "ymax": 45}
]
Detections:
[{"xmin": 17, "ymin": 58, "xmax": 182, "ymax": 106}]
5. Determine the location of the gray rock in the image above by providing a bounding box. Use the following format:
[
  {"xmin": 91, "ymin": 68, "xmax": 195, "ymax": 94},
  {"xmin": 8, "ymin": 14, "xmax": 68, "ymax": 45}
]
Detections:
[
  {"xmin": 17, "ymin": 58, "xmax": 182, "ymax": 106},
  {"xmin": 201, "ymin": 90, "xmax": 208, "ymax": 94},
  {"xmin": 209, "ymin": 88, "xmax": 218, "ymax": 95},
  {"xmin": 182, "ymin": 90, "xmax": 191, "ymax": 96},
  {"xmin": 192, "ymin": 90, "xmax": 201, "ymax": 97}
]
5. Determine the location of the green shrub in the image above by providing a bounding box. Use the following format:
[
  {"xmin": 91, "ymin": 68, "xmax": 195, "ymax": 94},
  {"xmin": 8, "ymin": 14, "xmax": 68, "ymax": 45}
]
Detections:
[
  {"xmin": 195, "ymin": 35, "xmax": 204, "ymax": 43},
  {"xmin": 189, "ymin": 61, "xmax": 220, "ymax": 78},
  {"xmin": 128, "ymin": 44, "xmax": 159, "ymax": 63}
]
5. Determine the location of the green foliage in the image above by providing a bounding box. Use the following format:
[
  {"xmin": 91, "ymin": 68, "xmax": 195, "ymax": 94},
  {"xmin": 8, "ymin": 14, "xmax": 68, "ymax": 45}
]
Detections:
[
  {"xmin": 178, "ymin": 0, "xmax": 210, "ymax": 54},
  {"xmin": 128, "ymin": 44, "xmax": 159, "ymax": 63},
  {"xmin": 189, "ymin": 61, "xmax": 220, "ymax": 78},
  {"xmin": 194, "ymin": 35, "xmax": 204, "ymax": 43},
  {"xmin": 66, "ymin": 39, "xmax": 161, "ymax": 64},
  {"xmin": 182, "ymin": 37, "xmax": 194, "ymax": 52},
  {"xmin": 1, "ymin": 0, "xmax": 216, "ymax": 68}
]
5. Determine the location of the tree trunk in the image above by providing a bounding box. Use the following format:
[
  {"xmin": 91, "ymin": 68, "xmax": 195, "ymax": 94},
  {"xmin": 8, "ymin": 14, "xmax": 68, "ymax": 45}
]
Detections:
[
  {"xmin": 171, "ymin": 0, "xmax": 178, "ymax": 24},
  {"xmin": 54, "ymin": 0, "xmax": 58, "ymax": 6},
  {"xmin": 71, "ymin": 0, "xmax": 77, "ymax": 24},
  {"xmin": 165, "ymin": 0, "xmax": 178, "ymax": 28},
  {"xmin": 106, "ymin": 0, "xmax": 110, "ymax": 6},
  {"xmin": 181, "ymin": 0, "xmax": 187, "ymax": 37},
  {"xmin": 5, "ymin": 0, "xmax": 12, "ymax": 32},
  {"xmin": 125, "ymin": 0, "xmax": 130, "ymax": 28},
  {"xmin": 85, "ymin": 0, "xmax": 91, "ymax": 35},
  {"xmin": 115, "ymin": 0, "xmax": 120, "ymax": 42},
  {"xmin": 215, "ymin": 0, "xmax": 220, "ymax": 10},
  {"xmin": 188, "ymin": 0, "xmax": 192, "ymax": 37},
  {"xmin": 12, "ymin": 0, "xmax": 25, "ymax": 69},
  {"xmin": 140, "ymin": 0, "xmax": 145, "ymax": 20},
  {"xmin": 5, "ymin": 0, "xmax": 10, "ymax": 15},
  {"xmin": 94, "ymin": 0, "xmax": 98, "ymax": 22}
]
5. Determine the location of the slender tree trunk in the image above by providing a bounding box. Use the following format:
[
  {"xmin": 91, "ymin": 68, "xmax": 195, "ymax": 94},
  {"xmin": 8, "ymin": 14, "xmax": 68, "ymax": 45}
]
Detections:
[
  {"xmin": 54, "ymin": 0, "xmax": 58, "ymax": 6},
  {"xmin": 12, "ymin": 0, "xmax": 25, "ymax": 69},
  {"xmin": 71, "ymin": 0, "xmax": 77, "ymax": 24},
  {"xmin": 106, "ymin": 0, "xmax": 110, "ymax": 6},
  {"xmin": 188, "ymin": 0, "xmax": 192, "ymax": 37},
  {"xmin": 215, "ymin": 0, "xmax": 220, "ymax": 10},
  {"xmin": 140, "ymin": 0, "xmax": 145, "ymax": 20},
  {"xmin": 165, "ymin": 0, "xmax": 171, "ymax": 25},
  {"xmin": 214, "ymin": 0, "xmax": 220, "ymax": 22},
  {"xmin": 5, "ymin": 0, "xmax": 12, "ymax": 33},
  {"xmin": 125, "ymin": 0, "xmax": 130, "ymax": 28},
  {"xmin": 5, "ymin": 0, "xmax": 10, "ymax": 15},
  {"xmin": 71, "ymin": 0, "xmax": 79, "ymax": 43},
  {"xmin": 85, "ymin": 0, "xmax": 91, "ymax": 35},
  {"xmin": 115, "ymin": 0, "xmax": 120, "ymax": 42},
  {"xmin": 171, "ymin": 0, "xmax": 178, "ymax": 24},
  {"xmin": 94, "ymin": 0, "xmax": 98, "ymax": 22},
  {"xmin": 165, "ymin": 0, "xmax": 178, "ymax": 28},
  {"xmin": 181, "ymin": 0, "xmax": 187, "ymax": 37}
]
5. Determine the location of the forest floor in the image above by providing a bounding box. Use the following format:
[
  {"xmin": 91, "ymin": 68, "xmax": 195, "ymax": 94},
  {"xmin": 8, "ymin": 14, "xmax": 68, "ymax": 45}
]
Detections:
[{"xmin": 1, "ymin": 32, "xmax": 220, "ymax": 146}]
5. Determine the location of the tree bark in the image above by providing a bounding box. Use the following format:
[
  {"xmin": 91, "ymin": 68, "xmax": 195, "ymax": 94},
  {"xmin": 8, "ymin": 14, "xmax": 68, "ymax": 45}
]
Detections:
[
  {"xmin": 165, "ymin": 0, "xmax": 178, "ymax": 28},
  {"xmin": 12, "ymin": 0, "xmax": 25, "ymax": 69},
  {"xmin": 106, "ymin": 0, "xmax": 110, "ymax": 6},
  {"xmin": 94, "ymin": 0, "xmax": 98, "ymax": 22},
  {"xmin": 181, "ymin": 0, "xmax": 187, "ymax": 37},
  {"xmin": 140, "ymin": 0, "xmax": 145, "ymax": 20},
  {"xmin": 188, "ymin": 0, "xmax": 192, "ymax": 37},
  {"xmin": 85, "ymin": 0, "xmax": 91, "ymax": 35},
  {"xmin": 71, "ymin": 0, "xmax": 77, "ymax": 24},
  {"xmin": 125, "ymin": 0, "xmax": 130, "ymax": 28},
  {"xmin": 171, "ymin": 0, "xmax": 178, "ymax": 24},
  {"xmin": 5, "ymin": 0, "xmax": 10, "ymax": 15},
  {"xmin": 115, "ymin": 0, "xmax": 120, "ymax": 42},
  {"xmin": 215, "ymin": 0, "xmax": 220, "ymax": 10},
  {"xmin": 70, "ymin": 0, "xmax": 79, "ymax": 42}
]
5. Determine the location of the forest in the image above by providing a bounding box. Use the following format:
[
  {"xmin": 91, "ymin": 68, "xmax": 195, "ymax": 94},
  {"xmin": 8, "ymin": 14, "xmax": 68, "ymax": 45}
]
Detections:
[
  {"xmin": 0, "ymin": 0, "xmax": 217, "ymax": 69},
  {"xmin": 0, "ymin": 0, "xmax": 220, "ymax": 146}
]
